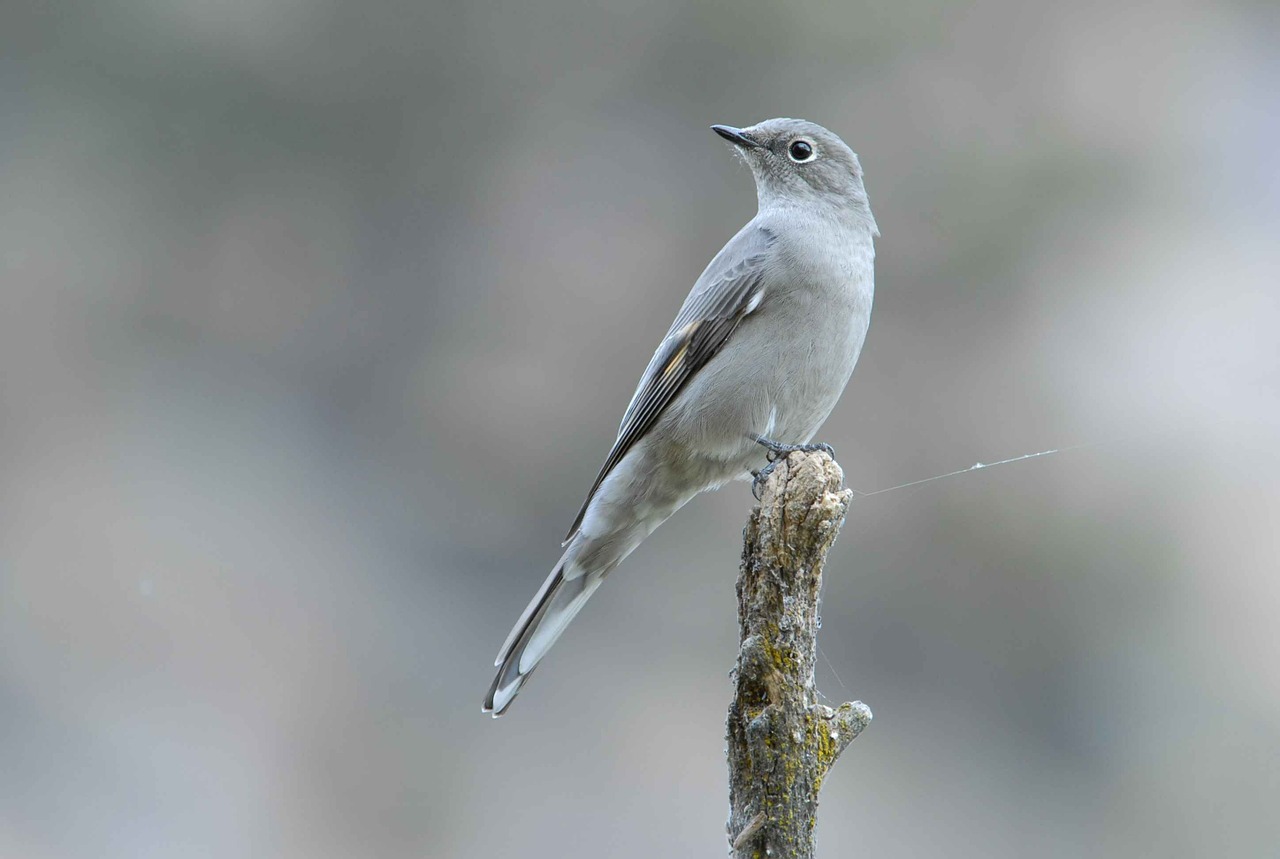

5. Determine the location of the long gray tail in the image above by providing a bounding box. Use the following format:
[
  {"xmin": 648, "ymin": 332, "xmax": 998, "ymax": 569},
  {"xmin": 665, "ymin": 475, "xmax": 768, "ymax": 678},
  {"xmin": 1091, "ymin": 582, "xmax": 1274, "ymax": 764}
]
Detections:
[{"xmin": 483, "ymin": 551, "xmax": 605, "ymax": 717}]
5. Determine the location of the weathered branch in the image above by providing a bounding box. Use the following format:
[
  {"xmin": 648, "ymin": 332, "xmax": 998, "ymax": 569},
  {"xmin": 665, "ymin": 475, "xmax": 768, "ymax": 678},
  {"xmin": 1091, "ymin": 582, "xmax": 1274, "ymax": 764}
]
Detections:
[{"xmin": 727, "ymin": 451, "xmax": 872, "ymax": 859}]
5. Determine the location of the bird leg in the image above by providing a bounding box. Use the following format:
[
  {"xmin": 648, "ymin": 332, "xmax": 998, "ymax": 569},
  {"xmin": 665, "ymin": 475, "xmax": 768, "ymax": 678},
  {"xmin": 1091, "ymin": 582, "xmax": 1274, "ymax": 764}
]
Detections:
[{"xmin": 750, "ymin": 437, "xmax": 836, "ymax": 500}]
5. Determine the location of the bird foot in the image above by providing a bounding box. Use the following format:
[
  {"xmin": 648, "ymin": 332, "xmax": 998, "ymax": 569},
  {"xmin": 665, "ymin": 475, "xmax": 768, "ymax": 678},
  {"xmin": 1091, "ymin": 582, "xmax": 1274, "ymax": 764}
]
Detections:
[{"xmin": 750, "ymin": 437, "xmax": 835, "ymax": 499}]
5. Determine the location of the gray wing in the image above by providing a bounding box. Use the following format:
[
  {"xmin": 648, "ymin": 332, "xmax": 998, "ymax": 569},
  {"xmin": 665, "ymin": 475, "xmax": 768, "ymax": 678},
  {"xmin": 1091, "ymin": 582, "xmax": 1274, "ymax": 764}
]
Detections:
[{"xmin": 564, "ymin": 225, "xmax": 777, "ymax": 541}]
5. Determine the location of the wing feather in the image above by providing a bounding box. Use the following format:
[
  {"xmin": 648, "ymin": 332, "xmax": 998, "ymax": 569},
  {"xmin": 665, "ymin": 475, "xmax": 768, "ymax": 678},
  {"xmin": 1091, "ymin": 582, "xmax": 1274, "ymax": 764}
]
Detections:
[{"xmin": 564, "ymin": 225, "xmax": 776, "ymax": 541}]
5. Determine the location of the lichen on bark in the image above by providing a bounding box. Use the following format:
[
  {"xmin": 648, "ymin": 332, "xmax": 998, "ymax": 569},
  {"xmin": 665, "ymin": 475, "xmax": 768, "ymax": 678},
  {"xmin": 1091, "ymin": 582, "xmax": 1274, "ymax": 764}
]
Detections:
[{"xmin": 727, "ymin": 451, "xmax": 872, "ymax": 859}]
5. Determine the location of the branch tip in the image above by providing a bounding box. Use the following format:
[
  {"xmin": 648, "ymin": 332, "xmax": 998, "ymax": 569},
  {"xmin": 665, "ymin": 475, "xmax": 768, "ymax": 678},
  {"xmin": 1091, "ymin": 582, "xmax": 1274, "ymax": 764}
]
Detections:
[{"xmin": 727, "ymin": 450, "xmax": 868, "ymax": 858}]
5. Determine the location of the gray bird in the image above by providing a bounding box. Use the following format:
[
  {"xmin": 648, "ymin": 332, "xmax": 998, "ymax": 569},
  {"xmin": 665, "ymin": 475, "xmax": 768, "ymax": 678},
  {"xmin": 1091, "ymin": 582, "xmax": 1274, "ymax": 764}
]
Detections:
[{"xmin": 484, "ymin": 118, "xmax": 878, "ymax": 716}]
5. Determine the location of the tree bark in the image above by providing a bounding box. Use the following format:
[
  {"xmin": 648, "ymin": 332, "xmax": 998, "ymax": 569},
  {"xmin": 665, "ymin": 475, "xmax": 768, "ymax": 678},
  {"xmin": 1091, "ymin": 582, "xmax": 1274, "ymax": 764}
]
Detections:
[{"xmin": 727, "ymin": 450, "xmax": 872, "ymax": 859}]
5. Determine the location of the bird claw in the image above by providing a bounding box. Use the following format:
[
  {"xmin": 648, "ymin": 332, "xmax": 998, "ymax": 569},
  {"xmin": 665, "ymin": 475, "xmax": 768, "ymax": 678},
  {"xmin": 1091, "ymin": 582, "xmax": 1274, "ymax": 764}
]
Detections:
[
  {"xmin": 750, "ymin": 437, "xmax": 835, "ymax": 500},
  {"xmin": 753, "ymin": 436, "xmax": 836, "ymax": 459},
  {"xmin": 751, "ymin": 463, "xmax": 777, "ymax": 500}
]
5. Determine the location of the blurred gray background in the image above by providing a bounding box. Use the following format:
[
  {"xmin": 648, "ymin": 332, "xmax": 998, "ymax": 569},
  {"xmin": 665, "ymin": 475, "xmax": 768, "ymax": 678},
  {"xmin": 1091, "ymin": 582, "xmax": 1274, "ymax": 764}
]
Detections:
[{"xmin": 2, "ymin": 0, "xmax": 1278, "ymax": 856}]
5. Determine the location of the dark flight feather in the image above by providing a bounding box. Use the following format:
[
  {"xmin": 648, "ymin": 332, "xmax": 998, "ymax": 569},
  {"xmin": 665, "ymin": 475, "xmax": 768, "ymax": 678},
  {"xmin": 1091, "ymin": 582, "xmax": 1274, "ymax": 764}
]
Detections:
[{"xmin": 564, "ymin": 226, "xmax": 776, "ymax": 541}]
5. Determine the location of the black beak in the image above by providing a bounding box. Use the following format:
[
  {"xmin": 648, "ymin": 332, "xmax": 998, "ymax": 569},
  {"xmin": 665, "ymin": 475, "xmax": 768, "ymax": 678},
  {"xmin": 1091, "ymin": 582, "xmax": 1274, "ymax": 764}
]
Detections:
[{"xmin": 711, "ymin": 124, "xmax": 764, "ymax": 150}]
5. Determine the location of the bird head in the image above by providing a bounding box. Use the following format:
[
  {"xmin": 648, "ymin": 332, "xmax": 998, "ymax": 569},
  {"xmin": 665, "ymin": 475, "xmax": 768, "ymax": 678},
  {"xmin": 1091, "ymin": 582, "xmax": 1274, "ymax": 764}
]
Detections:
[{"xmin": 712, "ymin": 118, "xmax": 875, "ymax": 231}]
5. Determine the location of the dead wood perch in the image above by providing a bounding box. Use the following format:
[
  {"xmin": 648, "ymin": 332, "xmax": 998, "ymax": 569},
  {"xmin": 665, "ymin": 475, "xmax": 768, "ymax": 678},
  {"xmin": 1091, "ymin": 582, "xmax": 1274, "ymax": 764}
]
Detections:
[{"xmin": 727, "ymin": 450, "xmax": 872, "ymax": 858}]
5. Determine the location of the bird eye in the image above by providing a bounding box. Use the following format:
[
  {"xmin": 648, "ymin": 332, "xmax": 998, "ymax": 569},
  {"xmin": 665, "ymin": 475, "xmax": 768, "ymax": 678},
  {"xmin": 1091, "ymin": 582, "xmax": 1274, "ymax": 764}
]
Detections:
[{"xmin": 787, "ymin": 139, "xmax": 816, "ymax": 163}]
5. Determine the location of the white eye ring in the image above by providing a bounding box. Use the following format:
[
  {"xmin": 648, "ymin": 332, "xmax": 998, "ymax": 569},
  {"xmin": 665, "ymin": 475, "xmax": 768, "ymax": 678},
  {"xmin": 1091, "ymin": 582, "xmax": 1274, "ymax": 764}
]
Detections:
[{"xmin": 787, "ymin": 138, "xmax": 817, "ymax": 163}]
